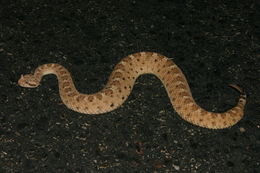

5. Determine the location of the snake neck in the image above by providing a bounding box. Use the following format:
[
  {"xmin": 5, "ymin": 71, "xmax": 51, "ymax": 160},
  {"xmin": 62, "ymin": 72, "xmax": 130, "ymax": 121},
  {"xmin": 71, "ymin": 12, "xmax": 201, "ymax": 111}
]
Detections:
[{"xmin": 34, "ymin": 63, "xmax": 79, "ymax": 99}]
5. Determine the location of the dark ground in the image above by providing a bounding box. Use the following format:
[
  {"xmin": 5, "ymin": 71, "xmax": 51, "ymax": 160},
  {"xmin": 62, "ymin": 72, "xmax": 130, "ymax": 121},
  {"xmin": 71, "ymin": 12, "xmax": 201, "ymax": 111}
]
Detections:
[{"xmin": 0, "ymin": 0, "xmax": 259, "ymax": 172}]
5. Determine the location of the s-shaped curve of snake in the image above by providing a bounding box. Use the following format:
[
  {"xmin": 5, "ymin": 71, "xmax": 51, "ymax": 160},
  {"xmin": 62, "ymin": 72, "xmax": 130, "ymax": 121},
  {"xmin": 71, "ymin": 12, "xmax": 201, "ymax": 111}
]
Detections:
[{"xmin": 18, "ymin": 52, "xmax": 246, "ymax": 129}]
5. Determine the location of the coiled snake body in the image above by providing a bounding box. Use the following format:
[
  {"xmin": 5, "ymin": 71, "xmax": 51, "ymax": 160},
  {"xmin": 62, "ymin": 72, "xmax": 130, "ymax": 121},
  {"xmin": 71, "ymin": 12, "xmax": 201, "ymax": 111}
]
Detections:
[{"xmin": 18, "ymin": 52, "xmax": 246, "ymax": 129}]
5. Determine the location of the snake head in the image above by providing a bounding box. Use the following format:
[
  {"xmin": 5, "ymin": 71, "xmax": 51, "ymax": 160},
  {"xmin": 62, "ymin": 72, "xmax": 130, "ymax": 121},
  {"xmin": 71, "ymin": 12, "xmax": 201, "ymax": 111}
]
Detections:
[{"xmin": 18, "ymin": 74, "xmax": 40, "ymax": 88}]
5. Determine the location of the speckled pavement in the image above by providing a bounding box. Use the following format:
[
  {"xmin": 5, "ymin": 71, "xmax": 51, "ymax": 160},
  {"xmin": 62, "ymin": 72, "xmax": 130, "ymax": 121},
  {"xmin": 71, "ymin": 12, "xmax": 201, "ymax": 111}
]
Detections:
[{"xmin": 0, "ymin": 1, "xmax": 259, "ymax": 172}]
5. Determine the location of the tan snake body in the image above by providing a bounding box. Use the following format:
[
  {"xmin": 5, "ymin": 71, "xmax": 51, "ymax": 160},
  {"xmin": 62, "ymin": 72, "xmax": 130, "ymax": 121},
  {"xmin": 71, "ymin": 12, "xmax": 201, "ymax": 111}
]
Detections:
[{"xmin": 18, "ymin": 52, "xmax": 246, "ymax": 129}]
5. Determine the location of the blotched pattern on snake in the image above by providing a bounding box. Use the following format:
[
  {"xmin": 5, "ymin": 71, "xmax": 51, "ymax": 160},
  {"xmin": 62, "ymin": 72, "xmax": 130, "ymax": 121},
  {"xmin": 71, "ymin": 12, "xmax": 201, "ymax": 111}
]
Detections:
[{"xmin": 18, "ymin": 52, "xmax": 246, "ymax": 129}]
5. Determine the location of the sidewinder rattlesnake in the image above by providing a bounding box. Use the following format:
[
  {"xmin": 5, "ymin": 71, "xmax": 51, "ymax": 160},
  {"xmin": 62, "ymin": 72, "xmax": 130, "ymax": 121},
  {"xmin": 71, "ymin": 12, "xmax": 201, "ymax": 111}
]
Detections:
[{"xmin": 18, "ymin": 52, "xmax": 246, "ymax": 129}]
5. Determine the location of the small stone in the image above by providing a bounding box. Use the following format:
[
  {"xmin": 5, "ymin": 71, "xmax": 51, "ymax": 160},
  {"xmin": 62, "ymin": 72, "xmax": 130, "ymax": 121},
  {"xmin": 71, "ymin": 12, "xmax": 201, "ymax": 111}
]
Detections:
[
  {"xmin": 172, "ymin": 164, "xmax": 180, "ymax": 170},
  {"xmin": 239, "ymin": 127, "xmax": 246, "ymax": 133}
]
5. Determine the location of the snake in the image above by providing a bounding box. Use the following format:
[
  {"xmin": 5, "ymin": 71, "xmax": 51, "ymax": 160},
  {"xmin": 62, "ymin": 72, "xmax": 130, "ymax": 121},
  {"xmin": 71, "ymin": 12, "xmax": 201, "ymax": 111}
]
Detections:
[{"xmin": 18, "ymin": 52, "xmax": 246, "ymax": 129}]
